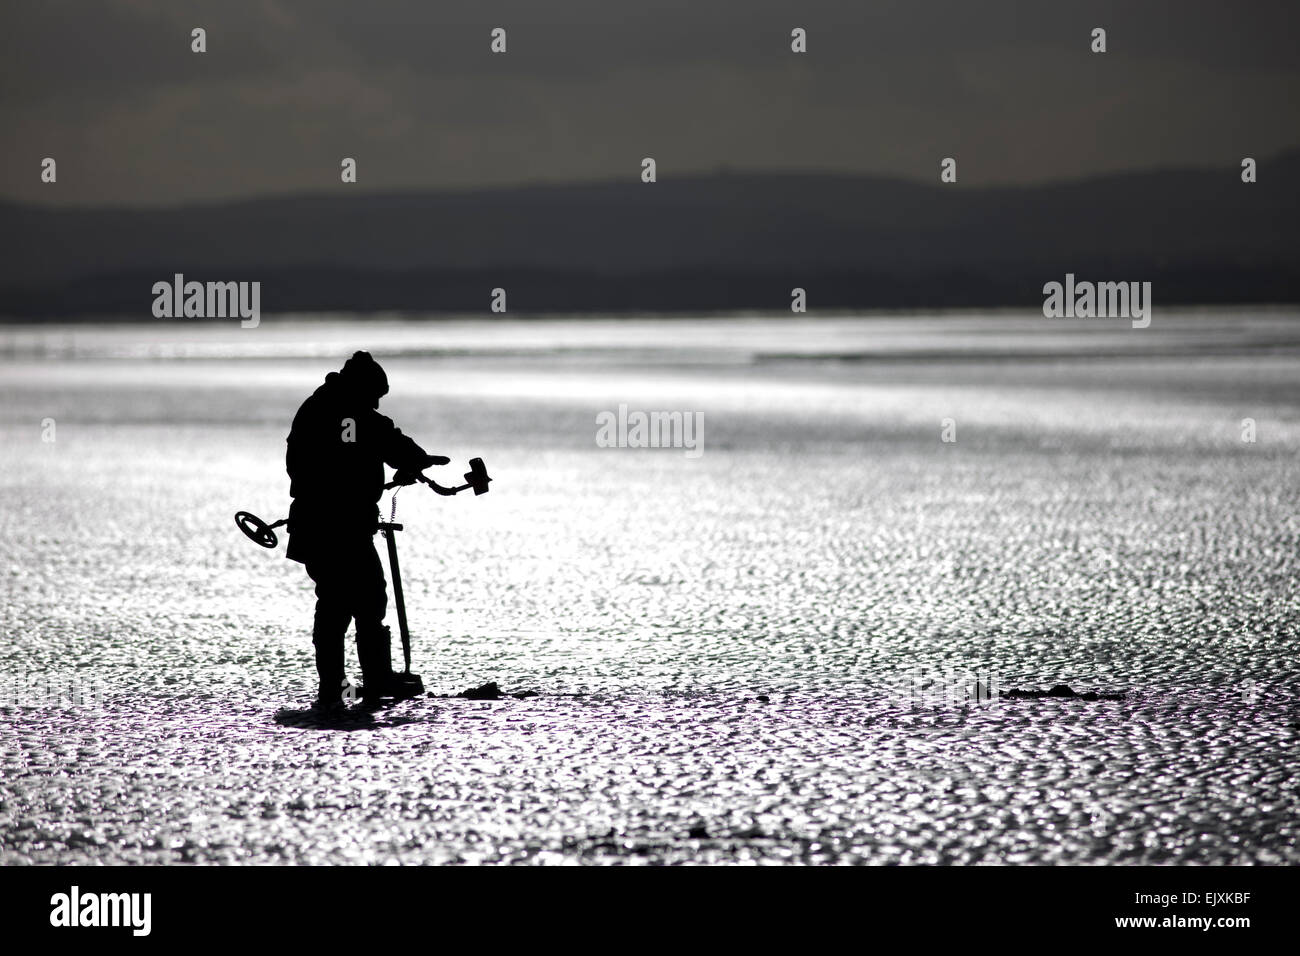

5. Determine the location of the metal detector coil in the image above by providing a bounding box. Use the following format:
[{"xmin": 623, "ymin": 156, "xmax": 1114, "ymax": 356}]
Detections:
[{"xmin": 235, "ymin": 511, "xmax": 284, "ymax": 549}]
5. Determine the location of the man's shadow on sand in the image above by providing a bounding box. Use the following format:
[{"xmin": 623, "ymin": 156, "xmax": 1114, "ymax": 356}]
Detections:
[
  {"xmin": 273, "ymin": 682, "xmax": 543, "ymax": 730},
  {"xmin": 273, "ymin": 681, "xmax": 1131, "ymax": 731},
  {"xmin": 273, "ymin": 706, "xmax": 423, "ymax": 731}
]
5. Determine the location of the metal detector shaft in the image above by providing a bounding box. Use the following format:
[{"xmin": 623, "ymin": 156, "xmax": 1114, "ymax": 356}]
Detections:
[{"xmin": 378, "ymin": 521, "xmax": 412, "ymax": 674}]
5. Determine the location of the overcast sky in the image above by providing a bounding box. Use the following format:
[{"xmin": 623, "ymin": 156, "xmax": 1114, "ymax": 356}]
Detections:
[{"xmin": 2, "ymin": 0, "xmax": 1297, "ymax": 206}]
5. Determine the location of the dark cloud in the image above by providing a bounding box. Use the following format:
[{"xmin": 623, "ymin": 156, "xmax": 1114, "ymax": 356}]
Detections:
[{"xmin": 2, "ymin": 0, "xmax": 1297, "ymax": 205}]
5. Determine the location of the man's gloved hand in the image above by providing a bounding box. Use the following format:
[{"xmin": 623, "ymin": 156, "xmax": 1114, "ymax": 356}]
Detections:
[{"xmin": 393, "ymin": 454, "xmax": 450, "ymax": 486}]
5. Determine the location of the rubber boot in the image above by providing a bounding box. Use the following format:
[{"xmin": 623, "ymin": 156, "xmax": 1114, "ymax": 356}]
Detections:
[
  {"xmin": 357, "ymin": 624, "xmax": 395, "ymax": 706},
  {"xmin": 358, "ymin": 625, "xmax": 423, "ymax": 705},
  {"xmin": 313, "ymin": 616, "xmax": 348, "ymax": 712},
  {"xmin": 314, "ymin": 684, "xmax": 347, "ymax": 717}
]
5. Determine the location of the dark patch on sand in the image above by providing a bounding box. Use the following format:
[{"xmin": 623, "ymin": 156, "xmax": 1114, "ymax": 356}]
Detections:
[
  {"xmin": 428, "ymin": 681, "xmax": 540, "ymax": 701},
  {"xmin": 1001, "ymin": 684, "xmax": 1125, "ymax": 701}
]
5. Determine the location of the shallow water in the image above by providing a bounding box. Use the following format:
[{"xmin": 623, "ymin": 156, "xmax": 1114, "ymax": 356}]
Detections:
[{"xmin": 2, "ymin": 311, "xmax": 1298, "ymax": 864}]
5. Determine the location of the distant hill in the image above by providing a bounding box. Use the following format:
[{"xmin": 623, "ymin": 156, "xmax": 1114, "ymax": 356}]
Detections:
[{"xmin": 1, "ymin": 154, "xmax": 1297, "ymax": 317}]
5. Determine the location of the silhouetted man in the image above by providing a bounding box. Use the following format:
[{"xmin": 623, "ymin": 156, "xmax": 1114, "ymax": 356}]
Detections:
[{"xmin": 285, "ymin": 351, "xmax": 446, "ymax": 711}]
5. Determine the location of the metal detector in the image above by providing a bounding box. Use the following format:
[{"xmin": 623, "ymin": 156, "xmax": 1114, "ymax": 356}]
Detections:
[{"xmin": 236, "ymin": 458, "xmax": 493, "ymax": 694}]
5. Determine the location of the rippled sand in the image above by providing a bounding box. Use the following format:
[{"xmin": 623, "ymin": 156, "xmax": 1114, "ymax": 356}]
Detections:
[{"xmin": 2, "ymin": 312, "xmax": 1298, "ymax": 864}]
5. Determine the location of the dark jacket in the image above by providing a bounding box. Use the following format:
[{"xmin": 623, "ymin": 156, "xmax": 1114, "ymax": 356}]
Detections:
[{"xmin": 284, "ymin": 371, "xmax": 430, "ymax": 563}]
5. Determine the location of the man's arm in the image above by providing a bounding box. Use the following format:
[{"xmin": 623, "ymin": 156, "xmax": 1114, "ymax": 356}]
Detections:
[{"xmin": 372, "ymin": 411, "xmax": 449, "ymax": 481}]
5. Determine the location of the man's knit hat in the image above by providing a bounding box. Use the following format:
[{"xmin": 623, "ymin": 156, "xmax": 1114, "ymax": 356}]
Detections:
[{"xmin": 339, "ymin": 350, "xmax": 389, "ymax": 397}]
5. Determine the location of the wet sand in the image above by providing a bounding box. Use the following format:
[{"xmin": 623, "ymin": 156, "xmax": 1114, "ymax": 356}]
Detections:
[{"xmin": 1, "ymin": 310, "xmax": 1298, "ymax": 864}]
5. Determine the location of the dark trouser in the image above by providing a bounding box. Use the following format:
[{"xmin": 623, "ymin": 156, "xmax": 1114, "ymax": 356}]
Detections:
[{"xmin": 303, "ymin": 537, "xmax": 392, "ymax": 699}]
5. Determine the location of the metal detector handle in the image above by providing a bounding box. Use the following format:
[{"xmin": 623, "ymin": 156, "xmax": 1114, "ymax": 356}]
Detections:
[
  {"xmin": 383, "ymin": 473, "xmax": 457, "ymax": 495},
  {"xmin": 421, "ymin": 474, "xmax": 461, "ymax": 496},
  {"xmin": 383, "ymin": 458, "xmax": 491, "ymax": 496}
]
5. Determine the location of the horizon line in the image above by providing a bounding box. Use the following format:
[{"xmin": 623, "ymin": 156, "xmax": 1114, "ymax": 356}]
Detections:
[{"xmin": 4, "ymin": 149, "xmax": 1294, "ymax": 214}]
